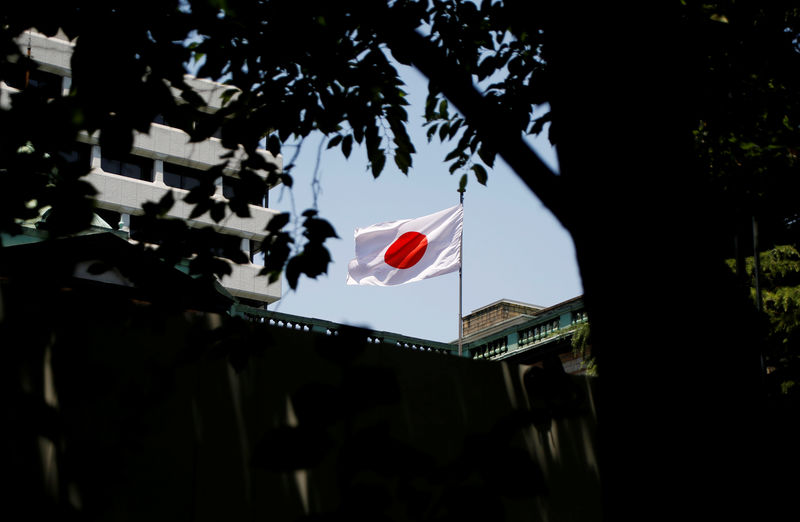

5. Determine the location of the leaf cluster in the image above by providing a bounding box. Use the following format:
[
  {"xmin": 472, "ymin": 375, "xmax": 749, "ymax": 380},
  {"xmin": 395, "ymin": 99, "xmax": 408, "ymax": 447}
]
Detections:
[
  {"xmin": 419, "ymin": 0, "xmax": 549, "ymax": 188},
  {"xmin": 687, "ymin": 2, "xmax": 800, "ymax": 242},
  {"xmin": 5, "ymin": 0, "xmax": 800, "ymax": 295},
  {"xmin": 569, "ymin": 322, "xmax": 596, "ymax": 376},
  {"xmin": 1, "ymin": 0, "xmax": 561, "ymax": 286},
  {"xmin": 0, "ymin": 1, "xmax": 433, "ymax": 286},
  {"xmin": 729, "ymin": 245, "xmax": 800, "ymax": 396},
  {"xmin": 136, "ymin": 190, "xmax": 251, "ymax": 280}
]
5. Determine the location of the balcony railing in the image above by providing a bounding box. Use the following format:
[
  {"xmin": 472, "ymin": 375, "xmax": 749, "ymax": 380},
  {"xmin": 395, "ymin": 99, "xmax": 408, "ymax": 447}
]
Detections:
[
  {"xmin": 232, "ymin": 301, "xmax": 588, "ymax": 362},
  {"xmin": 232, "ymin": 304, "xmax": 458, "ymax": 356}
]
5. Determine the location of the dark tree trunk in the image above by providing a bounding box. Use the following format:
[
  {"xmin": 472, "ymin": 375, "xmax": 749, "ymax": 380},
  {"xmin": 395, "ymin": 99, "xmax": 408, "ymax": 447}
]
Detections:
[
  {"xmin": 545, "ymin": 4, "xmax": 767, "ymax": 519},
  {"xmin": 378, "ymin": 2, "xmax": 786, "ymax": 517}
]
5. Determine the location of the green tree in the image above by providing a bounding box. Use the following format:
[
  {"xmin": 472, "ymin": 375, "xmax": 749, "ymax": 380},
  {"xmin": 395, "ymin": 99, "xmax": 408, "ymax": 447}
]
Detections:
[
  {"xmin": 731, "ymin": 245, "xmax": 800, "ymax": 396},
  {"xmin": 570, "ymin": 322, "xmax": 596, "ymax": 376},
  {"xmin": 3, "ymin": 1, "xmax": 800, "ymax": 519}
]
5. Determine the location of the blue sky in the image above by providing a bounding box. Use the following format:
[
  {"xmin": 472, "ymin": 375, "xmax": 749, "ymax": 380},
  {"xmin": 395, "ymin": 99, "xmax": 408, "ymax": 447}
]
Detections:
[{"xmin": 267, "ymin": 63, "xmax": 583, "ymax": 342}]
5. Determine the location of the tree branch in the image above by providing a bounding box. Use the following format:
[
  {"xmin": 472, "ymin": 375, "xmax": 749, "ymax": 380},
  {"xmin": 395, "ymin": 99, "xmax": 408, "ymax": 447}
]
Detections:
[{"xmin": 379, "ymin": 23, "xmax": 572, "ymax": 229}]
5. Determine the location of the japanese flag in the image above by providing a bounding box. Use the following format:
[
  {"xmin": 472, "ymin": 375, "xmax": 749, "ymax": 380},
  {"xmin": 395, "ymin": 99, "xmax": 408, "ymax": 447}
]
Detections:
[{"xmin": 346, "ymin": 204, "xmax": 463, "ymax": 286}]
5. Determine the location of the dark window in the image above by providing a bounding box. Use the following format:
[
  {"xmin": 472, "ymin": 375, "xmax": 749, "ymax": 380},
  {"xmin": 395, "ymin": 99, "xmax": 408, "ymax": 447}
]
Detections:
[
  {"xmin": 101, "ymin": 153, "xmax": 154, "ymax": 181},
  {"xmin": 222, "ymin": 177, "xmax": 235, "ymax": 200},
  {"xmin": 163, "ymin": 162, "xmax": 205, "ymax": 191},
  {"xmin": 222, "ymin": 176, "xmax": 266, "ymax": 207},
  {"xmin": 6, "ymin": 67, "xmax": 63, "ymax": 98},
  {"xmin": 28, "ymin": 69, "xmax": 64, "ymax": 98},
  {"xmin": 250, "ymin": 239, "xmax": 264, "ymax": 264},
  {"xmin": 208, "ymin": 233, "xmax": 244, "ymax": 259},
  {"xmin": 56, "ymin": 143, "xmax": 91, "ymax": 173}
]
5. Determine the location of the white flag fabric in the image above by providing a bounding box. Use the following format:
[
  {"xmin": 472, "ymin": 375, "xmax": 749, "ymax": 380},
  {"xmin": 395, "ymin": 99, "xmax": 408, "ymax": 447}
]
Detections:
[{"xmin": 346, "ymin": 204, "xmax": 463, "ymax": 286}]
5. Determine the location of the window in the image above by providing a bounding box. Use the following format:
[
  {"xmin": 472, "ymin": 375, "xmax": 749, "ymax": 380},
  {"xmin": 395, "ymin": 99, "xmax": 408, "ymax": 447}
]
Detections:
[
  {"xmin": 208, "ymin": 233, "xmax": 244, "ymax": 259},
  {"xmin": 28, "ymin": 69, "xmax": 64, "ymax": 98},
  {"xmin": 222, "ymin": 176, "xmax": 267, "ymax": 207},
  {"xmin": 249, "ymin": 239, "xmax": 264, "ymax": 265},
  {"xmin": 163, "ymin": 162, "xmax": 204, "ymax": 191},
  {"xmin": 152, "ymin": 114, "xmax": 169, "ymax": 126},
  {"xmin": 5, "ymin": 67, "xmax": 63, "ymax": 98},
  {"xmin": 101, "ymin": 153, "xmax": 154, "ymax": 181},
  {"xmin": 56, "ymin": 143, "xmax": 91, "ymax": 172},
  {"xmin": 572, "ymin": 310, "xmax": 588, "ymax": 324},
  {"xmin": 222, "ymin": 177, "xmax": 235, "ymax": 200}
]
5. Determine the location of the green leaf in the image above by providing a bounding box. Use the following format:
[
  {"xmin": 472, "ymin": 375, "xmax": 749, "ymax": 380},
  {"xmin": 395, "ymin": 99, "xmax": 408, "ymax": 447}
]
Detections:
[
  {"xmin": 444, "ymin": 148, "xmax": 462, "ymax": 162},
  {"xmin": 220, "ymin": 88, "xmax": 239, "ymax": 107},
  {"xmin": 266, "ymin": 212, "xmax": 291, "ymax": 233},
  {"xmin": 303, "ymin": 216, "xmax": 339, "ymax": 241},
  {"xmin": 448, "ymin": 118, "xmax": 463, "ymax": 139},
  {"xmin": 353, "ymin": 126, "xmax": 364, "ymax": 144},
  {"xmin": 188, "ymin": 198, "xmax": 212, "ymax": 219},
  {"xmin": 142, "ymin": 190, "xmax": 175, "ymax": 217},
  {"xmin": 210, "ymin": 200, "xmax": 226, "ymax": 223},
  {"xmin": 327, "ymin": 135, "xmax": 343, "ymax": 149},
  {"xmin": 267, "ymin": 134, "xmax": 282, "ymax": 157},
  {"xmin": 426, "ymin": 124, "xmax": 438, "ymax": 142},
  {"xmin": 438, "ymin": 99, "xmax": 448, "ymax": 118},
  {"xmin": 342, "ymin": 134, "xmax": 353, "ymax": 158},
  {"xmin": 394, "ymin": 150, "xmax": 411, "ymax": 174},
  {"xmin": 424, "ymin": 93, "xmax": 438, "ymax": 121},
  {"xmin": 228, "ymin": 195, "xmax": 250, "ymax": 218},
  {"xmin": 438, "ymin": 122, "xmax": 450, "ymax": 142},
  {"xmin": 472, "ymin": 164, "xmax": 488, "ymax": 185},
  {"xmin": 285, "ymin": 256, "xmax": 301, "ymax": 289},
  {"xmin": 183, "ymin": 181, "xmax": 216, "ymax": 205},
  {"xmin": 477, "ymin": 144, "xmax": 496, "ymax": 168},
  {"xmin": 371, "ymin": 153, "xmax": 386, "ymax": 178}
]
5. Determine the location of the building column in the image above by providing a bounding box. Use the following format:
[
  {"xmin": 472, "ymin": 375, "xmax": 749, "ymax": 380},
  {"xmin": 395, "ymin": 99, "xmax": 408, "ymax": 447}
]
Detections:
[
  {"xmin": 240, "ymin": 237, "xmax": 252, "ymax": 263},
  {"xmin": 153, "ymin": 158, "xmax": 165, "ymax": 186},
  {"xmin": 90, "ymin": 145, "xmax": 101, "ymax": 170},
  {"xmin": 120, "ymin": 213, "xmax": 130, "ymax": 233}
]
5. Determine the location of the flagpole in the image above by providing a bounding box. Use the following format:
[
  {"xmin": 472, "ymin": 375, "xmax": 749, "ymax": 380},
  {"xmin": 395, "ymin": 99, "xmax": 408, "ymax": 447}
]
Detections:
[{"xmin": 458, "ymin": 188, "xmax": 464, "ymax": 356}]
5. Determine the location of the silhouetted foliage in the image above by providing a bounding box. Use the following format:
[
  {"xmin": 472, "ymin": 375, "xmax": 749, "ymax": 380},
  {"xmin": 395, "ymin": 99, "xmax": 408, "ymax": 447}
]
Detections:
[
  {"xmin": 3, "ymin": 1, "xmax": 800, "ymax": 520},
  {"xmin": 729, "ymin": 245, "xmax": 800, "ymax": 397}
]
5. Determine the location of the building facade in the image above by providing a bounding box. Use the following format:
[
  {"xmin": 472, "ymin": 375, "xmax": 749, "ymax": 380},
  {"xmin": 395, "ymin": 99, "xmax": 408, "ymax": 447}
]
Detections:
[
  {"xmin": 1, "ymin": 30, "xmax": 282, "ymax": 305},
  {"xmin": 232, "ymin": 295, "xmax": 591, "ymax": 373},
  {"xmin": 458, "ymin": 296, "xmax": 591, "ymax": 373},
  {"xmin": 3, "ymin": 31, "xmax": 591, "ymax": 371}
]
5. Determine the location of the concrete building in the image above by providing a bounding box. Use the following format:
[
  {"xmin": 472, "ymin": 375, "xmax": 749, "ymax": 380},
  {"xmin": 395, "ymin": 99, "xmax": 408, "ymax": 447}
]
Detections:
[
  {"xmin": 235, "ymin": 295, "xmax": 591, "ymax": 372},
  {"xmin": 458, "ymin": 296, "xmax": 591, "ymax": 373},
  {"xmin": 2, "ymin": 31, "xmax": 592, "ymax": 373},
  {"xmin": 1, "ymin": 30, "xmax": 282, "ymax": 306},
  {"xmin": 461, "ymin": 299, "xmax": 545, "ymax": 337}
]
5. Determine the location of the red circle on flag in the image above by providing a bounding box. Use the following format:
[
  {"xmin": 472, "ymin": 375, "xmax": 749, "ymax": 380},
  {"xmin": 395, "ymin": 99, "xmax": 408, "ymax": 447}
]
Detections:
[{"xmin": 385, "ymin": 232, "xmax": 428, "ymax": 269}]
